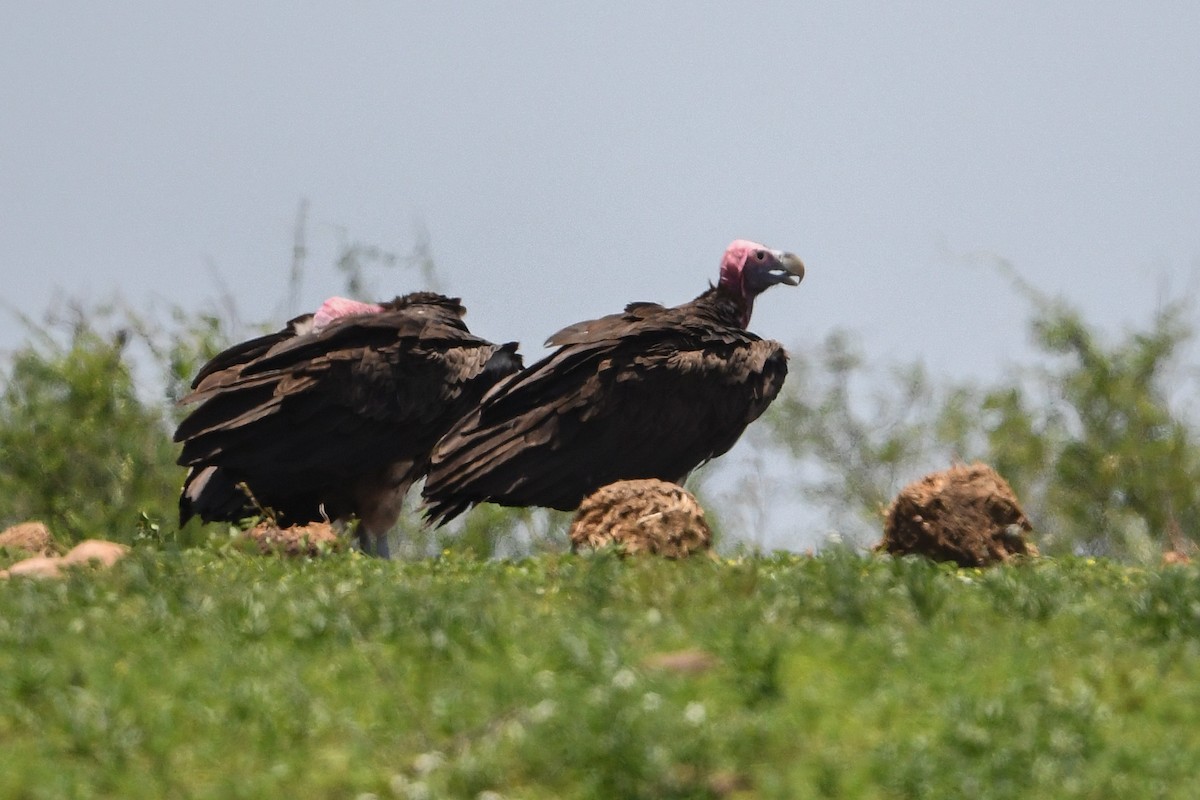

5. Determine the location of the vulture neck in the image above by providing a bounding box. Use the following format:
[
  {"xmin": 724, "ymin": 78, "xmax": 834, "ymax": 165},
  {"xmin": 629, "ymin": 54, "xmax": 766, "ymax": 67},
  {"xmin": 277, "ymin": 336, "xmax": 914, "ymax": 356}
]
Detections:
[{"xmin": 694, "ymin": 285, "xmax": 754, "ymax": 329}]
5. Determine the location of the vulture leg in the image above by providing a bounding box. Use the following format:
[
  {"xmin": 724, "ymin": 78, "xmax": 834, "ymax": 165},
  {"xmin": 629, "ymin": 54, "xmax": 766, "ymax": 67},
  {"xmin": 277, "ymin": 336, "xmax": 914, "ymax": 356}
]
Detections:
[
  {"xmin": 352, "ymin": 462, "xmax": 416, "ymax": 559},
  {"xmin": 356, "ymin": 523, "xmax": 391, "ymax": 558},
  {"xmin": 373, "ymin": 530, "xmax": 391, "ymax": 559}
]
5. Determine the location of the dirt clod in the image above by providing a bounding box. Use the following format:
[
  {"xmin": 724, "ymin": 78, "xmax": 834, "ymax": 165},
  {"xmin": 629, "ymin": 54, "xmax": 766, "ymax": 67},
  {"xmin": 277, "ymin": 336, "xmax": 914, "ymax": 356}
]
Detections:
[
  {"xmin": 569, "ymin": 479, "xmax": 712, "ymax": 558},
  {"xmin": 879, "ymin": 462, "xmax": 1037, "ymax": 567}
]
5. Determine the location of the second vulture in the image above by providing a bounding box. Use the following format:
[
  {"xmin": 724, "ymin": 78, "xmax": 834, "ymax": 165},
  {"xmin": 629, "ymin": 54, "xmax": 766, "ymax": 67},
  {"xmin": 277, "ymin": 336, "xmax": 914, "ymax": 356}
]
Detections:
[
  {"xmin": 421, "ymin": 239, "xmax": 805, "ymax": 525},
  {"xmin": 175, "ymin": 292, "xmax": 521, "ymax": 556}
]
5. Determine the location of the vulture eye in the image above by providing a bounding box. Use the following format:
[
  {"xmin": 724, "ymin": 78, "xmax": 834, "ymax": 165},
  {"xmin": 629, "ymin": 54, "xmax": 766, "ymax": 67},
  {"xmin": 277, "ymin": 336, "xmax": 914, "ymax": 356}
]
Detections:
[{"xmin": 755, "ymin": 250, "xmax": 766, "ymax": 260}]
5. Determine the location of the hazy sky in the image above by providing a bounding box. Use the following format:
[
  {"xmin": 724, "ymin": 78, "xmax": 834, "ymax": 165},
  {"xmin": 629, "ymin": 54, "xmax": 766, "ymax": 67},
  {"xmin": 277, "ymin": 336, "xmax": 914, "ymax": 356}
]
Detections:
[{"xmin": 3, "ymin": 3, "xmax": 1198, "ymax": 547}]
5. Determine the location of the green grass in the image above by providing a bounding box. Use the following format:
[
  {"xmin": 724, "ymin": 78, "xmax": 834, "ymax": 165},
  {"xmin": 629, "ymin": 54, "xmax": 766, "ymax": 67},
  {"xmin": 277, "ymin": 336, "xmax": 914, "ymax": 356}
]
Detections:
[{"xmin": 2, "ymin": 548, "xmax": 1199, "ymax": 799}]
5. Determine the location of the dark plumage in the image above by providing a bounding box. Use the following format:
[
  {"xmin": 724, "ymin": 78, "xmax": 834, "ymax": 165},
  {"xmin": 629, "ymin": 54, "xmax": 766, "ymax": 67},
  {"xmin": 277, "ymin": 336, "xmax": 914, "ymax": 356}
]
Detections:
[
  {"xmin": 175, "ymin": 292, "xmax": 522, "ymax": 556},
  {"xmin": 421, "ymin": 240, "xmax": 804, "ymax": 525}
]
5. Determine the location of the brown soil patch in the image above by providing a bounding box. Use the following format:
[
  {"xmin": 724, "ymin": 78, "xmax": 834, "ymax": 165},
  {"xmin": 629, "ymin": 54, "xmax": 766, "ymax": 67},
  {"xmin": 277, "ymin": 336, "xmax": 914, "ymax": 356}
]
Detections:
[
  {"xmin": 242, "ymin": 520, "xmax": 344, "ymax": 557},
  {"xmin": 879, "ymin": 463, "xmax": 1037, "ymax": 567},
  {"xmin": 0, "ymin": 521, "xmax": 57, "ymax": 556},
  {"xmin": 569, "ymin": 479, "xmax": 712, "ymax": 558}
]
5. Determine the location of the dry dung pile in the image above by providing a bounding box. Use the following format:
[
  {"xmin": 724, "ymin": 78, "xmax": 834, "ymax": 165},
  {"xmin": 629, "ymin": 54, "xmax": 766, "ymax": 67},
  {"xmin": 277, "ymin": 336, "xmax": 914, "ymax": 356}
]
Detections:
[
  {"xmin": 879, "ymin": 462, "xmax": 1037, "ymax": 567},
  {"xmin": 242, "ymin": 520, "xmax": 344, "ymax": 557},
  {"xmin": 569, "ymin": 479, "xmax": 712, "ymax": 558},
  {"xmin": 0, "ymin": 521, "xmax": 57, "ymax": 556}
]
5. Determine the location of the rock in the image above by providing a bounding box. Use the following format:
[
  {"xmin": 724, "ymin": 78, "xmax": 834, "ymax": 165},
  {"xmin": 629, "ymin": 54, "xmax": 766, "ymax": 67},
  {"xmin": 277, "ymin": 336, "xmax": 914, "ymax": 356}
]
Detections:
[
  {"xmin": 63, "ymin": 540, "xmax": 130, "ymax": 567},
  {"xmin": 0, "ymin": 538, "xmax": 129, "ymax": 580},
  {"xmin": 0, "ymin": 521, "xmax": 56, "ymax": 556},
  {"xmin": 879, "ymin": 462, "xmax": 1037, "ymax": 567},
  {"xmin": 568, "ymin": 479, "xmax": 712, "ymax": 558},
  {"xmin": 2, "ymin": 555, "xmax": 65, "ymax": 579}
]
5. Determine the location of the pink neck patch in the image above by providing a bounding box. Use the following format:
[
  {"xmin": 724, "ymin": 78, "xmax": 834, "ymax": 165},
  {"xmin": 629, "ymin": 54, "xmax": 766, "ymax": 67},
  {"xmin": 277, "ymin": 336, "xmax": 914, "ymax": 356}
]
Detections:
[
  {"xmin": 718, "ymin": 239, "xmax": 769, "ymax": 327},
  {"xmin": 312, "ymin": 296, "xmax": 384, "ymax": 331}
]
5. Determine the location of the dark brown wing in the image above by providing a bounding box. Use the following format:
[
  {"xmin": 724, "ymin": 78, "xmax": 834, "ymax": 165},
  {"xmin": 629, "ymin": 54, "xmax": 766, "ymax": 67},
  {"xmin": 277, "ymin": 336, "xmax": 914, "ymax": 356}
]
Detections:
[
  {"xmin": 175, "ymin": 297, "xmax": 521, "ymax": 527},
  {"xmin": 188, "ymin": 313, "xmax": 315, "ymax": 391},
  {"xmin": 422, "ymin": 304, "xmax": 787, "ymax": 526},
  {"xmin": 543, "ymin": 302, "xmax": 667, "ymax": 346}
]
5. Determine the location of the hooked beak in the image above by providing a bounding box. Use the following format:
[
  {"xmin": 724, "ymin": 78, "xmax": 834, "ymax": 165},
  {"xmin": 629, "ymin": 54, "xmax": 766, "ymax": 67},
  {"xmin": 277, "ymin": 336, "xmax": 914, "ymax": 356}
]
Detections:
[{"xmin": 770, "ymin": 250, "xmax": 805, "ymax": 286}]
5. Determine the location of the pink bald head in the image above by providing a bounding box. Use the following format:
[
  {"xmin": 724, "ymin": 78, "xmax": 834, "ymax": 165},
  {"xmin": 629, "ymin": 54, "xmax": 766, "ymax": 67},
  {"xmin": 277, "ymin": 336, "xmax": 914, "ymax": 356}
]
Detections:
[
  {"xmin": 716, "ymin": 239, "xmax": 805, "ymax": 325},
  {"xmin": 719, "ymin": 240, "xmax": 770, "ymax": 292},
  {"xmin": 312, "ymin": 296, "xmax": 385, "ymax": 332}
]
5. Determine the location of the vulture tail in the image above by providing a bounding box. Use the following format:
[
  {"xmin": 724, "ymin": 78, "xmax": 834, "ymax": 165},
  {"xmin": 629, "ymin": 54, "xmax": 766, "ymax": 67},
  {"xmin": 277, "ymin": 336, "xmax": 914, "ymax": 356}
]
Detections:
[{"xmin": 179, "ymin": 466, "xmax": 255, "ymax": 526}]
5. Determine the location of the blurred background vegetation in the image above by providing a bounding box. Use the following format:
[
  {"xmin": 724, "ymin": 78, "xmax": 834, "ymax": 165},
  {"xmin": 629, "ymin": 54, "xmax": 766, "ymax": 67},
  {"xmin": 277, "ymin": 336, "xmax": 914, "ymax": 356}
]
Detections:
[{"xmin": 2, "ymin": 221, "xmax": 1196, "ymax": 563}]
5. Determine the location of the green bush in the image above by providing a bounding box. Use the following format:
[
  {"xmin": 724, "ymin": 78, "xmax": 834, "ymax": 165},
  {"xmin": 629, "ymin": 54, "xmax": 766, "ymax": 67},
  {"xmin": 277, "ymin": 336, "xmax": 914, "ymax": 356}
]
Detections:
[
  {"xmin": 0, "ymin": 311, "xmax": 181, "ymax": 543},
  {"xmin": 768, "ymin": 284, "xmax": 1200, "ymax": 560}
]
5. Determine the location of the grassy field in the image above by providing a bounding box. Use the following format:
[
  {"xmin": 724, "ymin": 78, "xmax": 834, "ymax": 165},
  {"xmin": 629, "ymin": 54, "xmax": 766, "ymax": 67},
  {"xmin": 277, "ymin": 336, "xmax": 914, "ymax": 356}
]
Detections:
[{"xmin": 1, "ymin": 546, "xmax": 1199, "ymax": 799}]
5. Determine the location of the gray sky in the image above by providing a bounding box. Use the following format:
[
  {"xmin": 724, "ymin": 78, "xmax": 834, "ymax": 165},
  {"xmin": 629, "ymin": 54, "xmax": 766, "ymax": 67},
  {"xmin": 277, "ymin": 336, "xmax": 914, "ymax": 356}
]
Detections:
[{"xmin": 3, "ymin": 3, "xmax": 1199, "ymax": 546}]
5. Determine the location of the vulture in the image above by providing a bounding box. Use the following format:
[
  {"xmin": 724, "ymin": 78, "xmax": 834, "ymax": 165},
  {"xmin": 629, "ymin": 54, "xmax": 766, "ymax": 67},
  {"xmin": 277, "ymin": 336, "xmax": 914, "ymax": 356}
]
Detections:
[
  {"xmin": 421, "ymin": 239, "xmax": 804, "ymax": 525},
  {"xmin": 175, "ymin": 292, "xmax": 522, "ymax": 556}
]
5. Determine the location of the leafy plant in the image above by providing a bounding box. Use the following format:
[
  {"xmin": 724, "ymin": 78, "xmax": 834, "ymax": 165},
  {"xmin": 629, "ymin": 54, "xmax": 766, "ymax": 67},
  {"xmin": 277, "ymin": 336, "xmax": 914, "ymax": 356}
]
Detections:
[
  {"xmin": 0, "ymin": 305, "xmax": 181, "ymax": 543},
  {"xmin": 767, "ymin": 276, "xmax": 1200, "ymax": 560}
]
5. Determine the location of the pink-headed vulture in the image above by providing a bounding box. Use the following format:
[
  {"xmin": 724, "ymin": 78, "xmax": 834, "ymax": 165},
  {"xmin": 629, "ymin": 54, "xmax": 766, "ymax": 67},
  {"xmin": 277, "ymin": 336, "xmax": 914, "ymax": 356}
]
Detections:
[
  {"xmin": 175, "ymin": 292, "xmax": 522, "ymax": 556},
  {"xmin": 421, "ymin": 240, "xmax": 804, "ymax": 525}
]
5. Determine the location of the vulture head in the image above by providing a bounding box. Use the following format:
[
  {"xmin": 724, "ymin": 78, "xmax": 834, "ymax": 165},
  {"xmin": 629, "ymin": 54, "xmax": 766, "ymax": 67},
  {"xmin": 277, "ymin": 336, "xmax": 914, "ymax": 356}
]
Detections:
[{"xmin": 718, "ymin": 239, "xmax": 805, "ymax": 326}]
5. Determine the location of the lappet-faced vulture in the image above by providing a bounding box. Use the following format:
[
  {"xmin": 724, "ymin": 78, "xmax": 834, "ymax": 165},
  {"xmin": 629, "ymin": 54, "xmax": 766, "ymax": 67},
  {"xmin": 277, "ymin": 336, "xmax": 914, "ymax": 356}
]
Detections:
[
  {"xmin": 175, "ymin": 292, "xmax": 522, "ymax": 556},
  {"xmin": 421, "ymin": 240, "xmax": 804, "ymax": 525}
]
